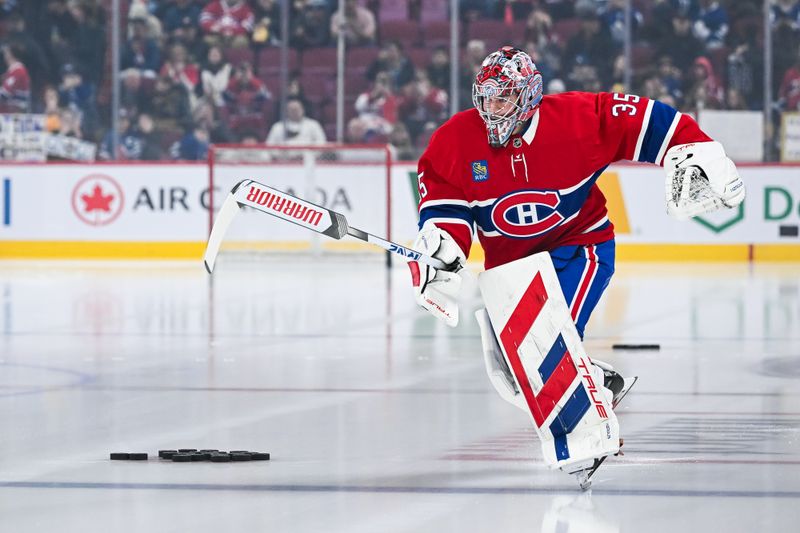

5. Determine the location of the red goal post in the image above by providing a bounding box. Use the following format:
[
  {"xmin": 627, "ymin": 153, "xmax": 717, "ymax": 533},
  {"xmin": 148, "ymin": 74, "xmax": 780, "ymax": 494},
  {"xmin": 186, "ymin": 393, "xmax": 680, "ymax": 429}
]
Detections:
[{"xmin": 207, "ymin": 143, "xmax": 393, "ymax": 259}]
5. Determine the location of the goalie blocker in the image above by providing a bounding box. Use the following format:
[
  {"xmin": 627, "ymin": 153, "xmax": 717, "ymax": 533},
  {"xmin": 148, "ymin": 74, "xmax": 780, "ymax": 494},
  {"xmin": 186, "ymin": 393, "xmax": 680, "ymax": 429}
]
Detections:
[{"xmin": 477, "ymin": 252, "xmax": 620, "ymax": 474}]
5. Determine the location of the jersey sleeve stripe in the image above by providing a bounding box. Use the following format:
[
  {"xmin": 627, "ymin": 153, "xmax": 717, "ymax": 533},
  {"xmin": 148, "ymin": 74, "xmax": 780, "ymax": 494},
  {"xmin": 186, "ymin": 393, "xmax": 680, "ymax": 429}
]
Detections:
[
  {"xmin": 638, "ymin": 101, "xmax": 679, "ymax": 163},
  {"xmin": 580, "ymin": 215, "xmax": 609, "ymax": 234},
  {"xmin": 418, "ymin": 198, "xmax": 471, "ymax": 212},
  {"xmin": 418, "ymin": 204, "xmax": 474, "ymax": 231},
  {"xmin": 632, "ymin": 99, "xmax": 654, "ymax": 162},
  {"xmin": 654, "ymin": 111, "xmax": 682, "ymax": 165},
  {"xmin": 421, "ymin": 217, "xmax": 475, "ymax": 232}
]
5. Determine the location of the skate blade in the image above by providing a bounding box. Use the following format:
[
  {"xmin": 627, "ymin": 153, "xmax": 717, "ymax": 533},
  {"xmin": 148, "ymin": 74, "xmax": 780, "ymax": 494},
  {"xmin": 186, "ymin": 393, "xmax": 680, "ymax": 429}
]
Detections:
[{"xmin": 612, "ymin": 375, "xmax": 638, "ymax": 409}]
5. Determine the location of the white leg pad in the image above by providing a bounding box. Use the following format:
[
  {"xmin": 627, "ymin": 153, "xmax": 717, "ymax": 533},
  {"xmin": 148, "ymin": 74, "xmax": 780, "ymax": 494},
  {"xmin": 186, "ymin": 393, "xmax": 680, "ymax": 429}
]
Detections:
[
  {"xmin": 478, "ymin": 252, "xmax": 620, "ymax": 472},
  {"xmin": 475, "ymin": 308, "xmax": 528, "ymax": 412}
]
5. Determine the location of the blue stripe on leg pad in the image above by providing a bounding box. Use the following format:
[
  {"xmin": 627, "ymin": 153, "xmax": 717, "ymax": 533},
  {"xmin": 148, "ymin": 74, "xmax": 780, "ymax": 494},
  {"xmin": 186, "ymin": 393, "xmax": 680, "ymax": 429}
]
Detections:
[
  {"xmin": 538, "ymin": 334, "xmax": 567, "ymax": 383},
  {"xmin": 549, "ymin": 385, "xmax": 592, "ymax": 461}
]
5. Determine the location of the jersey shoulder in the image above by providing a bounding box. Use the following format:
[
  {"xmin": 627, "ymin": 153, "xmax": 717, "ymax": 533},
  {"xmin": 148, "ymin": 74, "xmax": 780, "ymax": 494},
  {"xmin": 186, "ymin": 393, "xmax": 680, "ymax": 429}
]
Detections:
[
  {"xmin": 540, "ymin": 91, "xmax": 603, "ymax": 120},
  {"xmin": 421, "ymin": 109, "xmax": 486, "ymax": 177},
  {"xmin": 428, "ymin": 108, "xmax": 485, "ymax": 148}
]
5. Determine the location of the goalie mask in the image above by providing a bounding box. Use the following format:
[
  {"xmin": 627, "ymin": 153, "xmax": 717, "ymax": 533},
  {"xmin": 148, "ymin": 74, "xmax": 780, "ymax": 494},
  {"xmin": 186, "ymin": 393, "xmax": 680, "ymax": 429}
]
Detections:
[{"xmin": 472, "ymin": 46, "xmax": 543, "ymax": 147}]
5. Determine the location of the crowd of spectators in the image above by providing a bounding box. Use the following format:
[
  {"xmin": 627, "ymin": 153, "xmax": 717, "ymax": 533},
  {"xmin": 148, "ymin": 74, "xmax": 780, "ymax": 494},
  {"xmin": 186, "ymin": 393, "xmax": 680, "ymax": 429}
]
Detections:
[{"xmin": 0, "ymin": 0, "xmax": 798, "ymax": 161}]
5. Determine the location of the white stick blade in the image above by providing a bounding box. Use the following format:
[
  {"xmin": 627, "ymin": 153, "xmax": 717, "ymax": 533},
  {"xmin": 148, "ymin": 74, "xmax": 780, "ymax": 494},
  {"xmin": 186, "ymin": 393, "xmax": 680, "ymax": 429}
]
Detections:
[
  {"xmin": 204, "ymin": 191, "xmax": 242, "ymax": 273},
  {"xmin": 233, "ymin": 180, "xmax": 336, "ymax": 235}
]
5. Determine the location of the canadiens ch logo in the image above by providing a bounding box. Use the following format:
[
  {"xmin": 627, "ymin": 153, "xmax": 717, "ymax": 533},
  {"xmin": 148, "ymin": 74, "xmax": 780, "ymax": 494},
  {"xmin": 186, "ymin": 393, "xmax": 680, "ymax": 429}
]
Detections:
[
  {"xmin": 490, "ymin": 189, "xmax": 565, "ymax": 238},
  {"xmin": 471, "ymin": 160, "xmax": 489, "ymax": 182}
]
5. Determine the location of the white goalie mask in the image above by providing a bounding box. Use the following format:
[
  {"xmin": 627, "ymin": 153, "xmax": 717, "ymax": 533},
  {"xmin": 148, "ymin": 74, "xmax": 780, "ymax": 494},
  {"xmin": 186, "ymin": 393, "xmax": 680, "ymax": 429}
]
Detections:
[{"xmin": 472, "ymin": 46, "xmax": 544, "ymax": 147}]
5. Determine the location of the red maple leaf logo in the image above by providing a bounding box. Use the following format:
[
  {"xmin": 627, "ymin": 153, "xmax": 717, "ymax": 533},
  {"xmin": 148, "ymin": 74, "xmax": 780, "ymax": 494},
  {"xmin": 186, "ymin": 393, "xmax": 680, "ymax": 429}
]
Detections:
[{"xmin": 81, "ymin": 184, "xmax": 114, "ymax": 213}]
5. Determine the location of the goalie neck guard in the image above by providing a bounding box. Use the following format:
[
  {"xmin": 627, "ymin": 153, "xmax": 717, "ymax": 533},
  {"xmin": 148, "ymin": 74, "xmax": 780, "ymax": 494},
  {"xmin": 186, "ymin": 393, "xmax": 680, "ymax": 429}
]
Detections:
[{"xmin": 472, "ymin": 46, "xmax": 543, "ymax": 148}]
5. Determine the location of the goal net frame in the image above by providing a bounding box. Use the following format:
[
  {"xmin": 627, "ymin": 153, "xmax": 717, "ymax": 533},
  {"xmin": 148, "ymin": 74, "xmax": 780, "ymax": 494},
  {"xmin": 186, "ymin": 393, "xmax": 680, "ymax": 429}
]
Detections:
[{"xmin": 207, "ymin": 143, "xmax": 393, "ymax": 263}]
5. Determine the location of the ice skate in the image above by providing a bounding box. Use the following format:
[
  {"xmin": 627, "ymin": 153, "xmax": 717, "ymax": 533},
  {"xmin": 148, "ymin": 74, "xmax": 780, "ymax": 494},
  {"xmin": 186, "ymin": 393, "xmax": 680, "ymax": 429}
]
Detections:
[{"xmin": 569, "ymin": 363, "xmax": 637, "ymax": 490}]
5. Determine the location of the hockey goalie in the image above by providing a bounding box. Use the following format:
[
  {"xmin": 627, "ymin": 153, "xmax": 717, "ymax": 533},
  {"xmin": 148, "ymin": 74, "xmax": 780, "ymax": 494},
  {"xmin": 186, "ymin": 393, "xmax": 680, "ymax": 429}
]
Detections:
[{"xmin": 408, "ymin": 46, "xmax": 745, "ymax": 488}]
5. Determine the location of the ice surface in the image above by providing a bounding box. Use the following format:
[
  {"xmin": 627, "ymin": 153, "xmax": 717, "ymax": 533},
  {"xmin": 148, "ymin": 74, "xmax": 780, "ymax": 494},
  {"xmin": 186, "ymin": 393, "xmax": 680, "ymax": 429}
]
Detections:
[{"xmin": 0, "ymin": 258, "xmax": 798, "ymax": 532}]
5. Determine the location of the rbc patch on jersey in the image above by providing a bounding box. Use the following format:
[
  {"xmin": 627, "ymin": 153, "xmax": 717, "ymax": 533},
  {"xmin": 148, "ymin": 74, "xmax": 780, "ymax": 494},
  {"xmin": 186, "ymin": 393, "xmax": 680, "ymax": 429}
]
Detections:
[{"xmin": 471, "ymin": 160, "xmax": 489, "ymax": 182}]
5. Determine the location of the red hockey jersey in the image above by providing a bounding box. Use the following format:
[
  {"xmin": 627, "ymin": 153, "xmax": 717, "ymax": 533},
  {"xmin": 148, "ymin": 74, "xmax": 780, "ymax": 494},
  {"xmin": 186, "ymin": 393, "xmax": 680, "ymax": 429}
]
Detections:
[
  {"xmin": 0, "ymin": 61, "xmax": 30, "ymax": 112},
  {"xmin": 199, "ymin": 0, "xmax": 255, "ymax": 36},
  {"xmin": 417, "ymin": 92, "xmax": 711, "ymax": 269}
]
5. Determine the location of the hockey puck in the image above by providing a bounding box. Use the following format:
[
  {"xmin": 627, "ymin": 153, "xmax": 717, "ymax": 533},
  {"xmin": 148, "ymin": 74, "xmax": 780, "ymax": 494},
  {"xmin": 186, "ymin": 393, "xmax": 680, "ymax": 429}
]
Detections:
[
  {"xmin": 190, "ymin": 452, "xmax": 210, "ymax": 461},
  {"xmin": 612, "ymin": 344, "xmax": 660, "ymax": 350},
  {"xmin": 158, "ymin": 450, "xmax": 177, "ymax": 459},
  {"xmin": 199, "ymin": 449, "xmax": 218, "ymax": 453},
  {"xmin": 110, "ymin": 453, "xmax": 130, "ymax": 460},
  {"xmin": 171, "ymin": 453, "xmax": 192, "ymax": 462},
  {"xmin": 209, "ymin": 453, "xmax": 231, "ymax": 463},
  {"xmin": 251, "ymin": 452, "xmax": 270, "ymax": 461},
  {"xmin": 230, "ymin": 452, "xmax": 252, "ymax": 461},
  {"xmin": 128, "ymin": 453, "xmax": 148, "ymax": 461},
  {"xmin": 178, "ymin": 448, "xmax": 197, "ymax": 453}
]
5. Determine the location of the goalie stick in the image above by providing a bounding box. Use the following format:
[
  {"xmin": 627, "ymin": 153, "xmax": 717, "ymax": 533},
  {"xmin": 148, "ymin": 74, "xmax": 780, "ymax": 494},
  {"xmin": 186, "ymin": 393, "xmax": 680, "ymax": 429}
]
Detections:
[{"xmin": 204, "ymin": 179, "xmax": 451, "ymax": 273}]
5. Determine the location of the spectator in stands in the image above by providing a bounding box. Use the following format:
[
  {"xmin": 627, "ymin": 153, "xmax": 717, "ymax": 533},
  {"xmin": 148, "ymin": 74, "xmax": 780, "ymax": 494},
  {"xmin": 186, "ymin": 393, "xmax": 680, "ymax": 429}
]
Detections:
[
  {"xmin": 135, "ymin": 113, "xmax": 165, "ymax": 160},
  {"xmin": 773, "ymin": 18, "xmax": 800, "ymax": 93},
  {"xmin": 251, "ymin": 0, "xmax": 283, "ymax": 47},
  {"xmin": 200, "ymin": 0, "xmax": 255, "ymax": 48},
  {"xmin": 655, "ymin": 55, "xmax": 685, "ymax": 105},
  {"xmin": 427, "ymin": 46, "xmax": 449, "ymax": 91},
  {"xmin": 290, "ymin": 0, "xmax": 332, "ymax": 49},
  {"xmin": 172, "ymin": 123, "xmax": 210, "ymax": 160},
  {"xmin": 265, "ymin": 97, "xmax": 326, "ymax": 145},
  {"xmin": 521, "ymin": 8, "xmax": 561, "ymax": 86},
  {"xmin": 367, "ymin": 41, "xmax": 415, "ymax": 90},
  {"xmin": 692, "ymin": 0, "xmax": 729, "ymax": 50},
  {"xmin": 566, "ymin": 58, "xmax": 603, "ymax": 92},
  {"xmin": 396, "ymin": 70, "xmax": 448, "ymax": 144},
  {"xmin": 160, "ymin": 43, "xmax": 201, "ymax": 109},
  {"xmin": 654, "ymin": 9, "xmax": 705, "ymax": 73},
  {"xmin": 346, "ymin": 116, "xmax": 368, "ymax": 143},
  {"xmin": 5, "ymin": 13, "xmax": 51, "ymax": 106},
  {"xmin": 194, "ymin": 100, "xmax": 235, "ymax": 143},
  {"xmin": 128, "ymin": 1, "xmax": 163, "ymax": 42},
  {"xmin": 0, "ymin": 0, "xmax": 17, "ymax": 18},
  {"xmin": 70, "ymin": 0, "xmax": 107, "ymax": 86},
  {"xmin": 640, "ymin": 0, "xmax": 679, "ymax": 45},
  {"xmin": 163, "ymin": 0, "xmax": 203, "ymax": 34},
  {"xmin": 771, "ymin": 0, "xmax": 800, "ymax": 29},
  {"xmin": 524, "ymin": 40, "xmax": 556, "ymax": 86},
  {"xmin": 172, "ymin": 17, "xmax": 208, "ymax": 64},
  {"xmin": 122, "ymin": 14, "xmax": 162, "ymax": 77},
  {"xmin": 146, "ymin": 75, "xmax": 192, "ymax": 133},
  {"xmin": 459, "ymin": 39, "xmax": 486, "ymax": 110},
  {"xmin": 99, "ymin": 110, "xmax": 135, "ymax": 160},
  {"xmin": 727, "ymin": 33, "xmax": 763, "ymax": 110},
  {"xmin": 546, "ymin": 77, "xmax": 566, "ymax": 94},
  {"xmin": 42, "ymin": 85, "xmax": 62, "ymax": 132},
  {"xmin": 223, "ymin": 61, "xmax": 271, "ymax": 116},
  {"xmin": 564, "ymin": 7, "xmax": 616, "ymax": 89},
  {"xmin": 58, "ymin": 107, "xmax": 84, "ymax": 138},
  {"xmin": 601, "ymin": 0, "xmax": 643, "ymax": 46},
  {"xmin": 388, "ymin": 122, "xmax": 415, "ymax": 161},
  {"xmin": 779, "ymin": 51, "xmax": 800, "ymax": 111},
  {"xmin": 120, "ymin": 69, "xmax": 148, "ymax": 116},
  {"xmin": 460, "ymin": 0, "xmax": 497, "ymax": 21},
  {"xmin": 58, "ymin": 63, "xmax": 98, "ymax": 139},
  {"xmin": 349, "ymin": 71, "xmax": 397, "ymax": 142},
  {"xmin": 0, "ymin": 42, "xmax": 30, "ymax": 112},
  {"xmin": 199, "ymin": 45, "xmax": 232, "ymax": 108},
  {"xmin": 331, "ymin": 0, "xmax": 376, "ymax": 46},
  {"xmin": 684, "ymin": 55, "xmax": 725, "ymax": 112},
  {"xmin": 279, "ymin": 75, "xmax": 314, "ymax": 119},
  {"xmin": 35, "ymin": 0, "xmax": 79, "ymax": 78}
]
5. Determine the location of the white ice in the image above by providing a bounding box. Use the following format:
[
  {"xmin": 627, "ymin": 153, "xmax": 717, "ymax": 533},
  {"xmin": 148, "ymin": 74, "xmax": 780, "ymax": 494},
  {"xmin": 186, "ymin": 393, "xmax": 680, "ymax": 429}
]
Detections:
[{"xmin": 0, "ymin": 257, "xmax": 798, "ymax": 532}]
